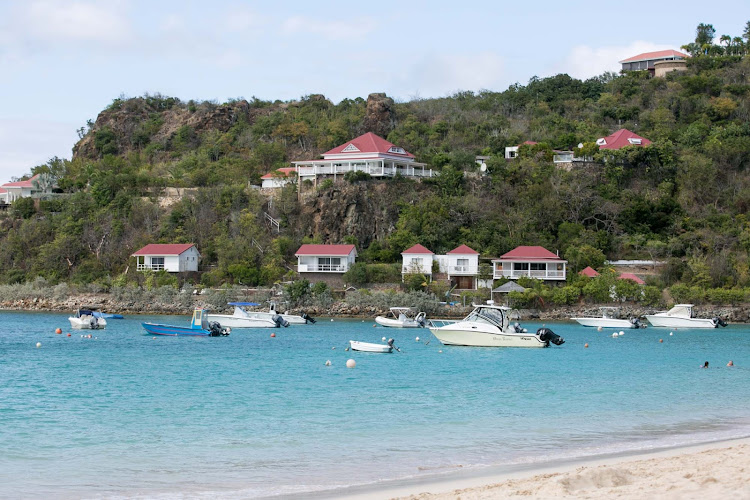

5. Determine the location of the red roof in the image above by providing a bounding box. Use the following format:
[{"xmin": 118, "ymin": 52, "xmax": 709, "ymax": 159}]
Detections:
[
  {"xmin": 0, "ymin": 188, "xmax": 6, "ymax": 193},
  {"xmin": 498, "ymin": 246, "xmax": 563, "ymax": 260},
  {"xmin": 402, "ymin": 244, "xmax": 433, "ymax": 255},
  {"xmin": 323, "ymin": 132, "xmax": 415, "ymax": 159},
  {"xmin": 619, "ymin": 50, "xmax": 689, "ymax": 63},
  {"xmin": 295, "ymin": 244, "xmax": 356, "ymax": 256},
  {"xmin": 132, "ymin": 243, "xmax": 197, "ymax": 256},
  {"xmin": 447, "ymin": 244, "xmax": 479, "ymax": 255},
  {"xmin": 2, "ymin": 174, "xmax": 40, "ymax": 188},
  {"xmin": 597, "ymin": 129, "xmax": 651, "ymax": 150},
  {"xmin": 618, "ymin": 272, "xmax": 646, "ymax": 285},
  {"xmin": 520, "ymin": 141, "xmax": 538, "ymax": 146},
  {"xmin": 261, "ymin": 167, "xmax": 297, "ymax": 179},
  {"xmin": 579, "ymin": 266, "xmax": 600, "ymax": 277}
]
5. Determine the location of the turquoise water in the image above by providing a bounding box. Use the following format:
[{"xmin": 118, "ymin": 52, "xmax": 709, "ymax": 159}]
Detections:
[{"xmin": 1, "ymin": 310, "xmax": 749, "ymax": 499}]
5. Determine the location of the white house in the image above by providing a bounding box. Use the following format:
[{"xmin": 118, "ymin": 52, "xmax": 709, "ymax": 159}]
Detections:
[
  {"xmin": 293, "ymin": 132, "xmax": 433, "ymax": 187},
  {"xmin": 132, "ymin": 243, "xmax": 201, "ymax": 272},
  {"xmin": 295, "ymin": 244, "xmax": 357, "ymax": 273},
  {"xmin": 401, "ymin": 244, "xmax": 435, "ymax": 279},
  {"xmin": 444, "ymin": 244, "xmax": 479, "ymax": 290},
  {"xmin": 504, "ymin": 141, "xmax": 538, "ymax": 159},
  {"xmin": 492, "ymin": 246, "xmax": 566, "ymax": 281},
  {"xmin": 261, "ymin": 167, "xmax": 297, "ymax": 189},
  {"xmin": 620, "ymin": 49, "xmax": 688, "ymax": 73},
  {"xmin": 1, "ymin": 174, "xmax": 51, "ymax": 202}
]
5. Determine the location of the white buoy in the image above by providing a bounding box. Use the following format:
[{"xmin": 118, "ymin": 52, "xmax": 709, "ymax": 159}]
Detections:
[
  {"xmin": 382, "ymin": 337, "xmax": 386, "ymax": 341},
  {"xmin": 332, "ymin": 346, "xmax": 336, "ymax": 350},
  {"xmin": 330, "ymin": 319, "xmax": 334, "ymax": 322},
  {"xmin": 438, "ymin": 350, "xmax": 443, "ymax": 353},
  {"xmin": 325, "ymin": 360, "xmax": 331, "ymax": 366},
  {"xmin": 612, "ymin": 333, "xmax": 618, "ymax": 338},
  {"xmin": 597, "ymin": 326, "xmax": 602, "ymax": 332},
  {"xmin": 670, "ymin": 332, "xmax": 673, "ymax": 336},
  {"xmin": 415, "ymin": 336, "xmax": 420, "ymax": 342},
  {"xmin": 619, "ymin": 331, "xmax": 624, "ymax": 336},
  {"xmin": 36, "ymin": 342, "xmax": 41, "ymax": 348},
  {"xmin": 346, "ymin": 359, "xmax": 356, "ymax": 368}
]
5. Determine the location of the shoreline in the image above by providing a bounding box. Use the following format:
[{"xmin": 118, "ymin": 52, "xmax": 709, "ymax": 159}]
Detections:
[{"xmin": 295, "ymin": 436, "xmax": 750, "ymax": 499}]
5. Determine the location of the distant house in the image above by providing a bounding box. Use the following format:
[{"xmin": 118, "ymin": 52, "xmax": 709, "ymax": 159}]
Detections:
[
  {"xmin": 578, "ymin": 266, "xmax": 646, "ymax": 285},
  {"xmin": 596, "ymin": 129, "xmax": 651, "ymax": 150},
  {"xmin": 296, "ymin": 244, "xmax": 357, "ymax": 286},
  {"xmin": 492, "ymin": 246, "xmax": 567, "ymax": 282},
  {"xmin": 132, "ymin": 243, "xmax": 200, "ymax": 272},
  {"xmin": 504, "ymin": 141, "xmax": 538, "ymax": 159},
  {"xmin": 292, "ymin": 132, "xmax": 432, "ymax": 188},
  {"xmin": 620, "ymin": 50, "xmax": 689, "ymax": 75},
  {"xmin": 579, "ymin": 266, "xmax": 600, "ymax": 278},
  {"xmin": 402, "ymin": 244, "xmax": 435, "ymax": 279},
  {"xmin": 1, "ymin": 174, "xmax": 52, "ymax": 202},
  {"xmin": 443, "ymin": 244, "xmax": 480, "ymax": 290},
  {"xmin": 261, "ymin": 167, "xmax": 297, "ymax": 189}
]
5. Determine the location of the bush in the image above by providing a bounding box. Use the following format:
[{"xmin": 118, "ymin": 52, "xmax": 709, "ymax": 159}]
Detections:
[
  {"xmin": 343, "ymin": 262, "xmax": 368, "ymax": 285},
  {"xmin": 344, "ymin": 170, "xmax": 371, "ymax": 183},
  {"xmin": 403, "ymin": 273, "xmax": 428, "ymax": 291},
  {"xmin": 551, "ymin": 285, "xmax": 581, "ymax": 305},
  {"xmin": 366, "ymin": 263, "xmax": 401, "ymax": 283}
]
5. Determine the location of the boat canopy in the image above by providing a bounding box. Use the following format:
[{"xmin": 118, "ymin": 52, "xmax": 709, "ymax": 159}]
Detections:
[
  {"xmin": 228, "ymin": 302, "xmax": 261, "ymax": 307},
  {"xmin": 666, "ymin": 304, "xmax": 694, "ymax": 317},
  {"xmin": 467, "ymin": 305, "xmax": 507, "ymax": 328}
]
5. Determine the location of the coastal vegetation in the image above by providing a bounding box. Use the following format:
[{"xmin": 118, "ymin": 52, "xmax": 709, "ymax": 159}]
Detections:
[{"xmin": 2, "ymin": 23, "xmax": 750, "ymax": 309}]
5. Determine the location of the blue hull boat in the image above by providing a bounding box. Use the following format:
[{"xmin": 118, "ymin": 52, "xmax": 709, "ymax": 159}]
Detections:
[
  {"xmin": 94, "ymin": 311, "xmax": 124, "ymax": 319},
  {"xmin": 142, "ymin": 308, "xmax": 230, "ymax": 337}
]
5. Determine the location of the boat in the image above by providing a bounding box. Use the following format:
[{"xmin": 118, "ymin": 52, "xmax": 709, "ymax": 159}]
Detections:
[
  {"xmin": 645, "ymin": 304, "xmax": 728, "ymax": 328},
  {"xmin": 349, "ymin": 339, "xmax": 397, "ymax": 353},
  {"xmin": 231, "ymin": 302, "xmax": 315, "ymax": 325},
  {"xmin": 93, "ymin": 311, "xmax": 124, "ymax": 320},
  {"xmin": 571, "ymin": 307, "xmax": 645, "ymax": 329},
  {"xmin": 141, "ymin": 308, "xmax": 231, "ymax": 336},
  {"xmin": 205, "ymin": 303, "xmax": 279, "ymax": 328},
  {"xmin": 375, "ymin": 307, "xmax": 427, "ymax": 328},
  {"xmin": 69, "ymin": 306, "xmax": 107, "ymax": 329},
  {"xmin": 429, "ymin": 304, "xmax": 565, "ymax": 348}
]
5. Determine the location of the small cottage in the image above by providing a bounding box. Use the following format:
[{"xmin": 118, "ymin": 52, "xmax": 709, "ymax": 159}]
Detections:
[
  {"xmin": 132, "ymin": 243, "xmax": 200, "ymax": 272},
  {"xmin": 295, "ymin": 244, "xmax": 357, "ymax": 287}
]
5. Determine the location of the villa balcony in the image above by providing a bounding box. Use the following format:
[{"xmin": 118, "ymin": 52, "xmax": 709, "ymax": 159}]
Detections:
[
  {"xmin": 137, "ymin": 263, "xmax": 165, "ymax": 271},
  {"xmin": 298, "ymin": 264, "xmax": 349, "ymax": 273},
  {"xmin": 446, "ymin": 265, "xmax": 478, "ymax": 276},
  {"xmin": 297, "ymin": 163, "xmax": 433, "ymax": 179},
  {"xmin": 493, "ymin": 269, "xmax": 566, "ymax": 280}
]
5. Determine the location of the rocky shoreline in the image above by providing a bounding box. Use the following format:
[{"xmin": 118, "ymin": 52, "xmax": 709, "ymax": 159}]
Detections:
[{"xmin": 2, "ymin": 295, "xmax": 749, "ymax": 323}]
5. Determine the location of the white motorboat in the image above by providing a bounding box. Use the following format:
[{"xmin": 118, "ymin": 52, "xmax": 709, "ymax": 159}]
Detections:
[
  {"xmin": 571, "ymin": 307, "xmax": 645, "ymax": 329},
  {"xmin": 645, "ymin": 304, "xmax": 727, "ymax": 328},
  {"xmin": 231, "ymin": 302, "xmax": 315, "ymax": 325},
  {"xmin": 375, "ymin": 307, "xmax": 427, "ymax": 328},
  {"xmin": 429, "ymin": 304, "xmax": 564, "ymax": 348},
  {"xmin": 205, "ymin": 303, "xmax": 279, "ymax": 328},
  {"xmin": 349, "ymin": 339, "xmax": 396, "ymax": 353},
  {"xmin": 69, "ymin": 307, "xmax": 107, "ymax": 330}
]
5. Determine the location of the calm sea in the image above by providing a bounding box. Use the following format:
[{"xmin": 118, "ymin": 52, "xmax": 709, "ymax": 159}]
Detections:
[{"xmin": 1, "ymin": 310, "xmax": 748, "ymax": 499}]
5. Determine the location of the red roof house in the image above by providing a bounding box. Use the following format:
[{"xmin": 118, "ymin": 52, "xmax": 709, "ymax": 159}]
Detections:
[
  {"xmin": 323, "ymin": 132, "xmax": 415, "ymax": 159},
  {"xmin": 596, "ymin": 129, "xmax": 651, "ymax": 150},
  {"xmin": 579, "ymin": 266, "xmax": 600, "ymax": 277},
  {"xmin": 131, "ymin": 243, "xmax": 200, "ymax": 272},
  {"xmin": 492, "ymin": 246, "xmax": 567, "ymax": 281},
  {"xmin": 295, "ymin": 244, "xmax": 357, "ymax": 275},
  {"xmin": 620, "ymin": 50, "xmax": 689, "ymax": 72},
  {"xmin": 618, "ymin": 272, "xmax": 646, "ymax": 285},
  {"xmin": 445, "ymin": 245, "xmax": 480, "ymax": 290},
  {"xmin": 261, "ymin": 167, "xmax": 297, "ymax": 188},
  {"xmin": 401, "ymin": 244, "xmax": 434, "ymax": 276},
  {"xmin": 402, "ymin": 244, "xmax": 434, "ymax": 255},
  {"xmin": 448, "ymin": 244, "xmax": 479, "ymax": 255}
]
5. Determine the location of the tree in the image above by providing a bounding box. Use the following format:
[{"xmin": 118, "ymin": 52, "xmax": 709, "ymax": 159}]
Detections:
[
  {"xmin": 743, "ymin": 21, "xmax": 750, "ymax": 43},
  {"xmin": 695, "ymin": 23, "xmax": 716, "ymax": 51}
]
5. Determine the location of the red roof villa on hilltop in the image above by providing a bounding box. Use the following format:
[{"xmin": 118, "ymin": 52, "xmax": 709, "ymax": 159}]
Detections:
[{"xmin": 291, "ymin": 132, "xmax": 433, "ymax": 190}]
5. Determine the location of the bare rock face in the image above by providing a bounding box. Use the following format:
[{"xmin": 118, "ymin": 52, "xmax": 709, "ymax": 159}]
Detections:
[{"xmin": 362, "ymin": 93, "xmax": 396, "ymax": 137}]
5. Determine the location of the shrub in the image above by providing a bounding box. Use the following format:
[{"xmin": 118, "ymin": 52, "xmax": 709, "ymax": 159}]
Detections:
[
  {"xmin": 551, "ymin": 285, "xmax": 581, "ymax": 305},
  {"xmin": 344, "ymin": 170, "xmax": 371, "ymax": 183},
  {"xmin": 343, "ymin": 262, "xmax": 368, "ymax": 285},
  {"xmin": 403, "ymin": 273, "xmax": 428, "ymax": 292}
]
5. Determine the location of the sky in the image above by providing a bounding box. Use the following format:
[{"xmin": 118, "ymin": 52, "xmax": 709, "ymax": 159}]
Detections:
[{"xmin": 1, "ymin": 0, "xmax": 748, "ymax": 181}]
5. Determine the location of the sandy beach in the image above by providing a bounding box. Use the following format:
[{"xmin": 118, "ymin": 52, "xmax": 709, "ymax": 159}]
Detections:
[{"xmin": 324, "ymin": 438, "xmax": 750, "ymax": 500}]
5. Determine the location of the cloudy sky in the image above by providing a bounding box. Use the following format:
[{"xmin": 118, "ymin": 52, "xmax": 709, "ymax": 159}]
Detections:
[{"xmin": 0, "ymin": 0, "xmax": 747, "ymax": 181}]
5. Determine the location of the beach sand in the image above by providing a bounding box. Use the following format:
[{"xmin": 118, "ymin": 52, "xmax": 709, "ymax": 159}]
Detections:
[
  {"xmin": 393, "ymin": 439, "xmax": 750, "ymax": 500},
  {"xmin": 322, "ymin": 438, "xmax": 750, "ymax": 500}
]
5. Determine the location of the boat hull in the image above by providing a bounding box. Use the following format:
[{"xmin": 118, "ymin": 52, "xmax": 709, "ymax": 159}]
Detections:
[
  {"xmin": 571, "ymin": 317, "xmax": 637, "ymax": 328},
  {"xmin": 141, "ymin": 322, "xmax": 212, "ymax": 336},
  {"xmin": 205, "ymin": 314, "xmax": 276, "ymax": 328},
  {"xmin": 644, "ymin": 316, "xmax": 717, "ymax": 328},
  {"xmin": 374, "ymin": 316, "xmax": 421, "ymax": 328},
  {"xmin": 69, "ymin": 317, "xmax": 107, "ymax": 329},
  {"xmin": 349, "ymin": 340, "xmax": 393, "ymax": 353},
  {"xmin": 429, "ymin": 325, "xmax": 547, "ymax": 348}
]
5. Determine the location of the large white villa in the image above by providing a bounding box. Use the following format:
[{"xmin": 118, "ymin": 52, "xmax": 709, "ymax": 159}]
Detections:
[
  {"xmin": 292, "ymin": 132, "xmax": 433, "ymax": 187},
  {"xmin": 492, "ymin": 246, "xmax": 567, "ymax": 282}
]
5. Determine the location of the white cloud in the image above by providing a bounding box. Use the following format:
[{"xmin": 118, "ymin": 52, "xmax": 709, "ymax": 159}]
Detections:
[
  {"xmin": 282, "ymin": 16, "xmax": 377, "ymax": 41},
  {"xmin": 17, "ymin": 0, "xmax": 131, "ymax": 44},
  {"xmin": 389, "ymin": 52, "xmax": 508, "ymax": 99},
  {"xmin": 0, "ymin": 119, "xmax": 78, "ymax": 182},
  {"xmin": 553, "ymin": 41, "xmax": 676, "ymax": 80}
]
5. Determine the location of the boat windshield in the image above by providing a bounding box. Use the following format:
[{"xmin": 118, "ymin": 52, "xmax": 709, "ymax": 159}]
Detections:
[{"xmin": 466, "ymin": 307, "xmax": 505, "ymax": 328}]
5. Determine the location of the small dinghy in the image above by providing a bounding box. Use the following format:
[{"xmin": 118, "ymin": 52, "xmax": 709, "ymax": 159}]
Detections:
[{"xmin": 349, "ymin": 339, "xmax": 398, "ymax": 353}]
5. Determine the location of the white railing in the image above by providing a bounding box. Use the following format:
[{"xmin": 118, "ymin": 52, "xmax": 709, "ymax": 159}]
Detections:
[
  {"xmin": 297, "ymin": 164, "xmax": 433, "ymax": 178},
  {"xmin": 298, "ymin": 265, "xmax": 348, "ymax": 273},
  {"xmin": 447, "ymin": 265, "xmax": 478, "ymax": 275},
  {"xmin": 493, "ymin": 270, "xmax": 566, "ymax": 280},
  {"xmin": 137, "ymin": 264, "xmax": 165, "ymax": 271}
]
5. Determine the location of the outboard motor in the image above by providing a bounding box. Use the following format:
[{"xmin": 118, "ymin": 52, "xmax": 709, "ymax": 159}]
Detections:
[
  {"xmin": 272, "ymin": 314, "xmax": 290, "ymax": 328},
  {"xmin": 415, "ymin": 312, "xmax": 427, "ymax": 327},
  {"xmin": 630, "ymin": 317, "xmax": 644, "ymax": 329},
  {"xmin": 208, "ymin": 321, "xmax": 230, "ymax": 336},
  {"xmin": 301, "ymin": 312, "xmax": 316, "ymax": 324},
  {"xmin": 712, "ymin": 317, "xmax": 728, "ymax": 327},
  {"xmin": 537, "ymin": 327, "xmax": 565, "ymax": 346},
  {"xmin": 387, "ymin": 338, "xmax": 400, "ymax": 352}
]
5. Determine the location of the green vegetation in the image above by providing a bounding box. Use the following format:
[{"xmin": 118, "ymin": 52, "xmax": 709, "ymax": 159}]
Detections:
[{"xmin": 2, "ymin": 24, "xmax": 750, "ymax": 308}]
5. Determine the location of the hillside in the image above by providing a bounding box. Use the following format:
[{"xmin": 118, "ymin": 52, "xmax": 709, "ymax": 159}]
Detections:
[{"xmin": 2, "ymin": 26, "xmax": 750, "ymax": 305}]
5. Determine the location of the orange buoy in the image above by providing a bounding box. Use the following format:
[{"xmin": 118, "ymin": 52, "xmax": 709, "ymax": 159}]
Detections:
[
  {"xmin": 584, "ymin": 343, "xmax": 589, "ymax": 348},
  {"xmin": 270, "ymin": 333, "xmax": 276, "ymax": 338},
  {"xmin": 55, "ymin": 328, "xmax": 62, "ymax": 334},
  {"xmin": 67, "ymin": 333, "xmax": 71, "ymax": 337},
  {"xmin": 659, "ymin": 339, "xmax": 663, "ymax": 343}
]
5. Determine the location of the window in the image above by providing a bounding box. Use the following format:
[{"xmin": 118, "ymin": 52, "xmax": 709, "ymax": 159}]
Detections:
[
  {"xmin": 628, "ymin": 138, "xmax": 642, "ymax": 145},
  {"xmin": 318, "ymin": 257, "xmax": 341, "ymax": 270},
  {"xmin": 596, "ymin": 138, "xmax": 607, "ymax": 146},
  {"xmin": 513, "ymin": 263, "xmax": 529, "ymax": 271},
  {"xmin": 530, "ymin": 263, "xmax": 546, "ymax": 271},
  {"xmin": 342, "ymin": 144, "xmax": 360, "ymax": 152},
  {"xmin": 388, "ymin": 146, "xmax": 405, "ymax": 154}
]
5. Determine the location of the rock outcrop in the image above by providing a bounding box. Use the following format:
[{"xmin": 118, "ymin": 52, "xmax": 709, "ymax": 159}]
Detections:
[{"xmin": 362, "ymin": 93, "xmax": 396, "ymax": 138}]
